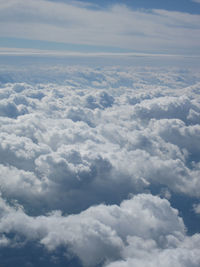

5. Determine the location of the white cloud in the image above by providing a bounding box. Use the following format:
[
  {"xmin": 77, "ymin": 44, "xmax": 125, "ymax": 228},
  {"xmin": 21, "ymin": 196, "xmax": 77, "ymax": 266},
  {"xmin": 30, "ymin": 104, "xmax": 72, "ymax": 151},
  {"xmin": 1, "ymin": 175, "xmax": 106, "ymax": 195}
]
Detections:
[
  {"xmin": 191, "ymin": 0, "xmax": 200, "ymax": 4},
  {"xmin": 0, "ymin": 0, "xmax": 199, "ymax": 54},
  {"xmin": 105, "ymin": 234, "xmax": 200, "ymax": 267},
  {"xmin": 0, "ymin": 66, "xmax": 200, "ymax": 210},
  {"xmin": 0, "ymin": 193, "xmax": 190, "ymax": 266},
  {"xmin": 0, "ymin": 63, "xmax": 200, "ymax": 265},
  {"xmin": 193, "ymin": 203, "xmax": 200, "ymax": 214}
]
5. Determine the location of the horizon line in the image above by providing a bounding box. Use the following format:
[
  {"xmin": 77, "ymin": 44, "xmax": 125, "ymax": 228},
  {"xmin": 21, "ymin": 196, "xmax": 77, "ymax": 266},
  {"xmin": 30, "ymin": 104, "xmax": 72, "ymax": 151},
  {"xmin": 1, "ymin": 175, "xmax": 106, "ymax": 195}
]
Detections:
[{"xmin": 0, "ymin": 47, "xmax": 199, "ymax": 58}]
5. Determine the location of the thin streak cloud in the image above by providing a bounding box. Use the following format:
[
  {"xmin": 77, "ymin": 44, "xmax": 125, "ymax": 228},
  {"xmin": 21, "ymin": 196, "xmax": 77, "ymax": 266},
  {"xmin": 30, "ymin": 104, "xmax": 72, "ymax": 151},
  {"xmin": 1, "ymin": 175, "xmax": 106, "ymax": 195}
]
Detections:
[{"xmin": 0, "ymin": 0, "xmax": 199, "ymax": 54}]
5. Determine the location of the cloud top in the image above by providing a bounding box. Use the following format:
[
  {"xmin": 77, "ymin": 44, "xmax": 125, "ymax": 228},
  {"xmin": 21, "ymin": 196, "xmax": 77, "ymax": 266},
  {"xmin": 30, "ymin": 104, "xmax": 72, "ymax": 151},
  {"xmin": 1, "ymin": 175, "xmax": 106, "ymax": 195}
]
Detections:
[{"xmin": 0, "ymin": 63, "xmax": 200, "ymax": 266}]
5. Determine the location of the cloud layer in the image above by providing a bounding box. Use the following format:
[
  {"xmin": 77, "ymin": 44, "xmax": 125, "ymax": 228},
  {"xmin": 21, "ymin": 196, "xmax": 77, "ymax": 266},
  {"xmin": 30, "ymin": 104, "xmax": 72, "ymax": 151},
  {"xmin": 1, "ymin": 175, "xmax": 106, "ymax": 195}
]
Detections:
[
  {"xmin": 0, "ymin": 0, "xmax": 200, "ymax": 54},
  {"xmin": 0, "ymin": 63, "xmax": 200, "ymax": 266}
]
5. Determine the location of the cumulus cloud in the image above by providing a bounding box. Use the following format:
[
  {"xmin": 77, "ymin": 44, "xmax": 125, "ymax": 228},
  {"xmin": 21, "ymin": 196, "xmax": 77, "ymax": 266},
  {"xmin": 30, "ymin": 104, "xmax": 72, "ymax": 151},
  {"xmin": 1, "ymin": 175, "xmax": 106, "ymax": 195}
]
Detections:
[
  {"xmin": 0, "ymin": 193, "xmax": 191, "ymax": 266},
  {"xmin": 193, "ymin": 203, "xmax": 200, "ymax": 214},
  {"xmin": 105, "ymin": 234, "xmax": 200, "ymax": 267},
  {"xmin": 0, "ymin": 63, "xmax": 200, "ymax": 266}
]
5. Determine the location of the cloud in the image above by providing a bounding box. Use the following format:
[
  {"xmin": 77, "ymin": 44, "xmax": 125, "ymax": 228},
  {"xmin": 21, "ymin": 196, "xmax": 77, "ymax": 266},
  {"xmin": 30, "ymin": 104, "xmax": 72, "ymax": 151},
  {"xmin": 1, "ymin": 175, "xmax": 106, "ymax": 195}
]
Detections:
[
  {"xmin": 193, "ymin": 203, "xmax": 200, "ymax": 214},
  {"xmin": 0, "ymin": 66, "xmax": 200, "ymax": 209},
  {"xmin": 0, "ymin": 63, "xmax": 200, "ymax": 265},
  {"xmin": 0, "ymin": 0, "xmax": 200, "ymax": 54},
  {"xmin": 191, "ymin": 0, "xmax": 200, "ymax": 4},
  {"xmin": 0, "ymin": 192, "xmax": 199, "ymax": 266},
  {"xmin": 0, "ymin": 193, "xmax": 191, "ymax": 266},
  {"xmin": 105, "ymin": 234, "xmax": 200, "ymax": 267}
]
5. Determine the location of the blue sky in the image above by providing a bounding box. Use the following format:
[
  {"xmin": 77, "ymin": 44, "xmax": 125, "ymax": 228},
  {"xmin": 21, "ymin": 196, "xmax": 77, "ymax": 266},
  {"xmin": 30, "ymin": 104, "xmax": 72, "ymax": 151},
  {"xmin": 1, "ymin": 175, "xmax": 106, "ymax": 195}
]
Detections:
[
  {"xmin": 0, "ymin": 0, "xmax": 200, "ymax": 55},
  {"xmin": 48, "ymin": 0, "xmax": 200, "ymax": 14}
]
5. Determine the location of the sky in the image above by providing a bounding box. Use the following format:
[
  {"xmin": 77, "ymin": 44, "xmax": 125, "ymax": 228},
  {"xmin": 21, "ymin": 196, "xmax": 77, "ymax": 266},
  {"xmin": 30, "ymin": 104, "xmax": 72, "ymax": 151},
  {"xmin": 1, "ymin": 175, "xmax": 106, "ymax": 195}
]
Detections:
[
  {"xmin": 1, "ymin": 1, "xmax": 200, "ymax": 267},
  {"xmin": 0, "ymin": 0, "xmax": 200, "ymax": 55}
]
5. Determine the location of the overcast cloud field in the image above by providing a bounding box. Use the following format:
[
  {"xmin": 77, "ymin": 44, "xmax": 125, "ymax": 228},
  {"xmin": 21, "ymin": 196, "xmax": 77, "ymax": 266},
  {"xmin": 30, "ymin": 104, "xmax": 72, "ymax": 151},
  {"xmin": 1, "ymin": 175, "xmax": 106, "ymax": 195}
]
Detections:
[
  {"xmin": 1, "ymin": 0, "xmax": 200, "ymax": 266},
  {"xmin": 0, "ymin": 54, "xmax": 200, "ymax": 267}
]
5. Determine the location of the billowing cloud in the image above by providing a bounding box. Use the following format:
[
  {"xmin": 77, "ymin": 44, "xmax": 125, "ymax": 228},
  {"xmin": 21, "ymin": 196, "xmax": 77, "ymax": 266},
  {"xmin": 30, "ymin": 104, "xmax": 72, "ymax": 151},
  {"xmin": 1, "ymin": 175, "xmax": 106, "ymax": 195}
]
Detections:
[
  {"xmin": 193, "ymin": 203, "xmax": 200, "ymax": 214},
  {"xmin": 0, "ymin": 62, "xmax": 200, "ymax": 266},
  {"xmin": 105, "ymin": 234, "xmax": 200, "ymax": 267},
  {"xmin": 0, "ymin": 193, "xmax": 192, "ymax": 266}
]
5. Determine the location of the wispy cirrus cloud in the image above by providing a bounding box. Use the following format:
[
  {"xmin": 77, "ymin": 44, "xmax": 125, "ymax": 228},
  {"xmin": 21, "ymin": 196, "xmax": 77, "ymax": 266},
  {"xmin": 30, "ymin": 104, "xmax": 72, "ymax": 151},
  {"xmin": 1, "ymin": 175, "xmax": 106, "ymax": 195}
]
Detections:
[
  {"xmin": 191, "ymin": 0, "xmax": 200, "ymax": 4},
  {"xmin": 0, "ymin": 0, "xmax": 200, "ymax": 54}
]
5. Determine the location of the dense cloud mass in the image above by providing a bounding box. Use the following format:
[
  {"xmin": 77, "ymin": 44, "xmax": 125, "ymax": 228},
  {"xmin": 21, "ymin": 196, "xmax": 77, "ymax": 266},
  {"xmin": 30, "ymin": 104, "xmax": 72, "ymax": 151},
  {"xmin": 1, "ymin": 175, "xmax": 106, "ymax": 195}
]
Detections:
[{"xmin": 0, "ymin": 63, "xmax": 200, "ymax": 266}]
